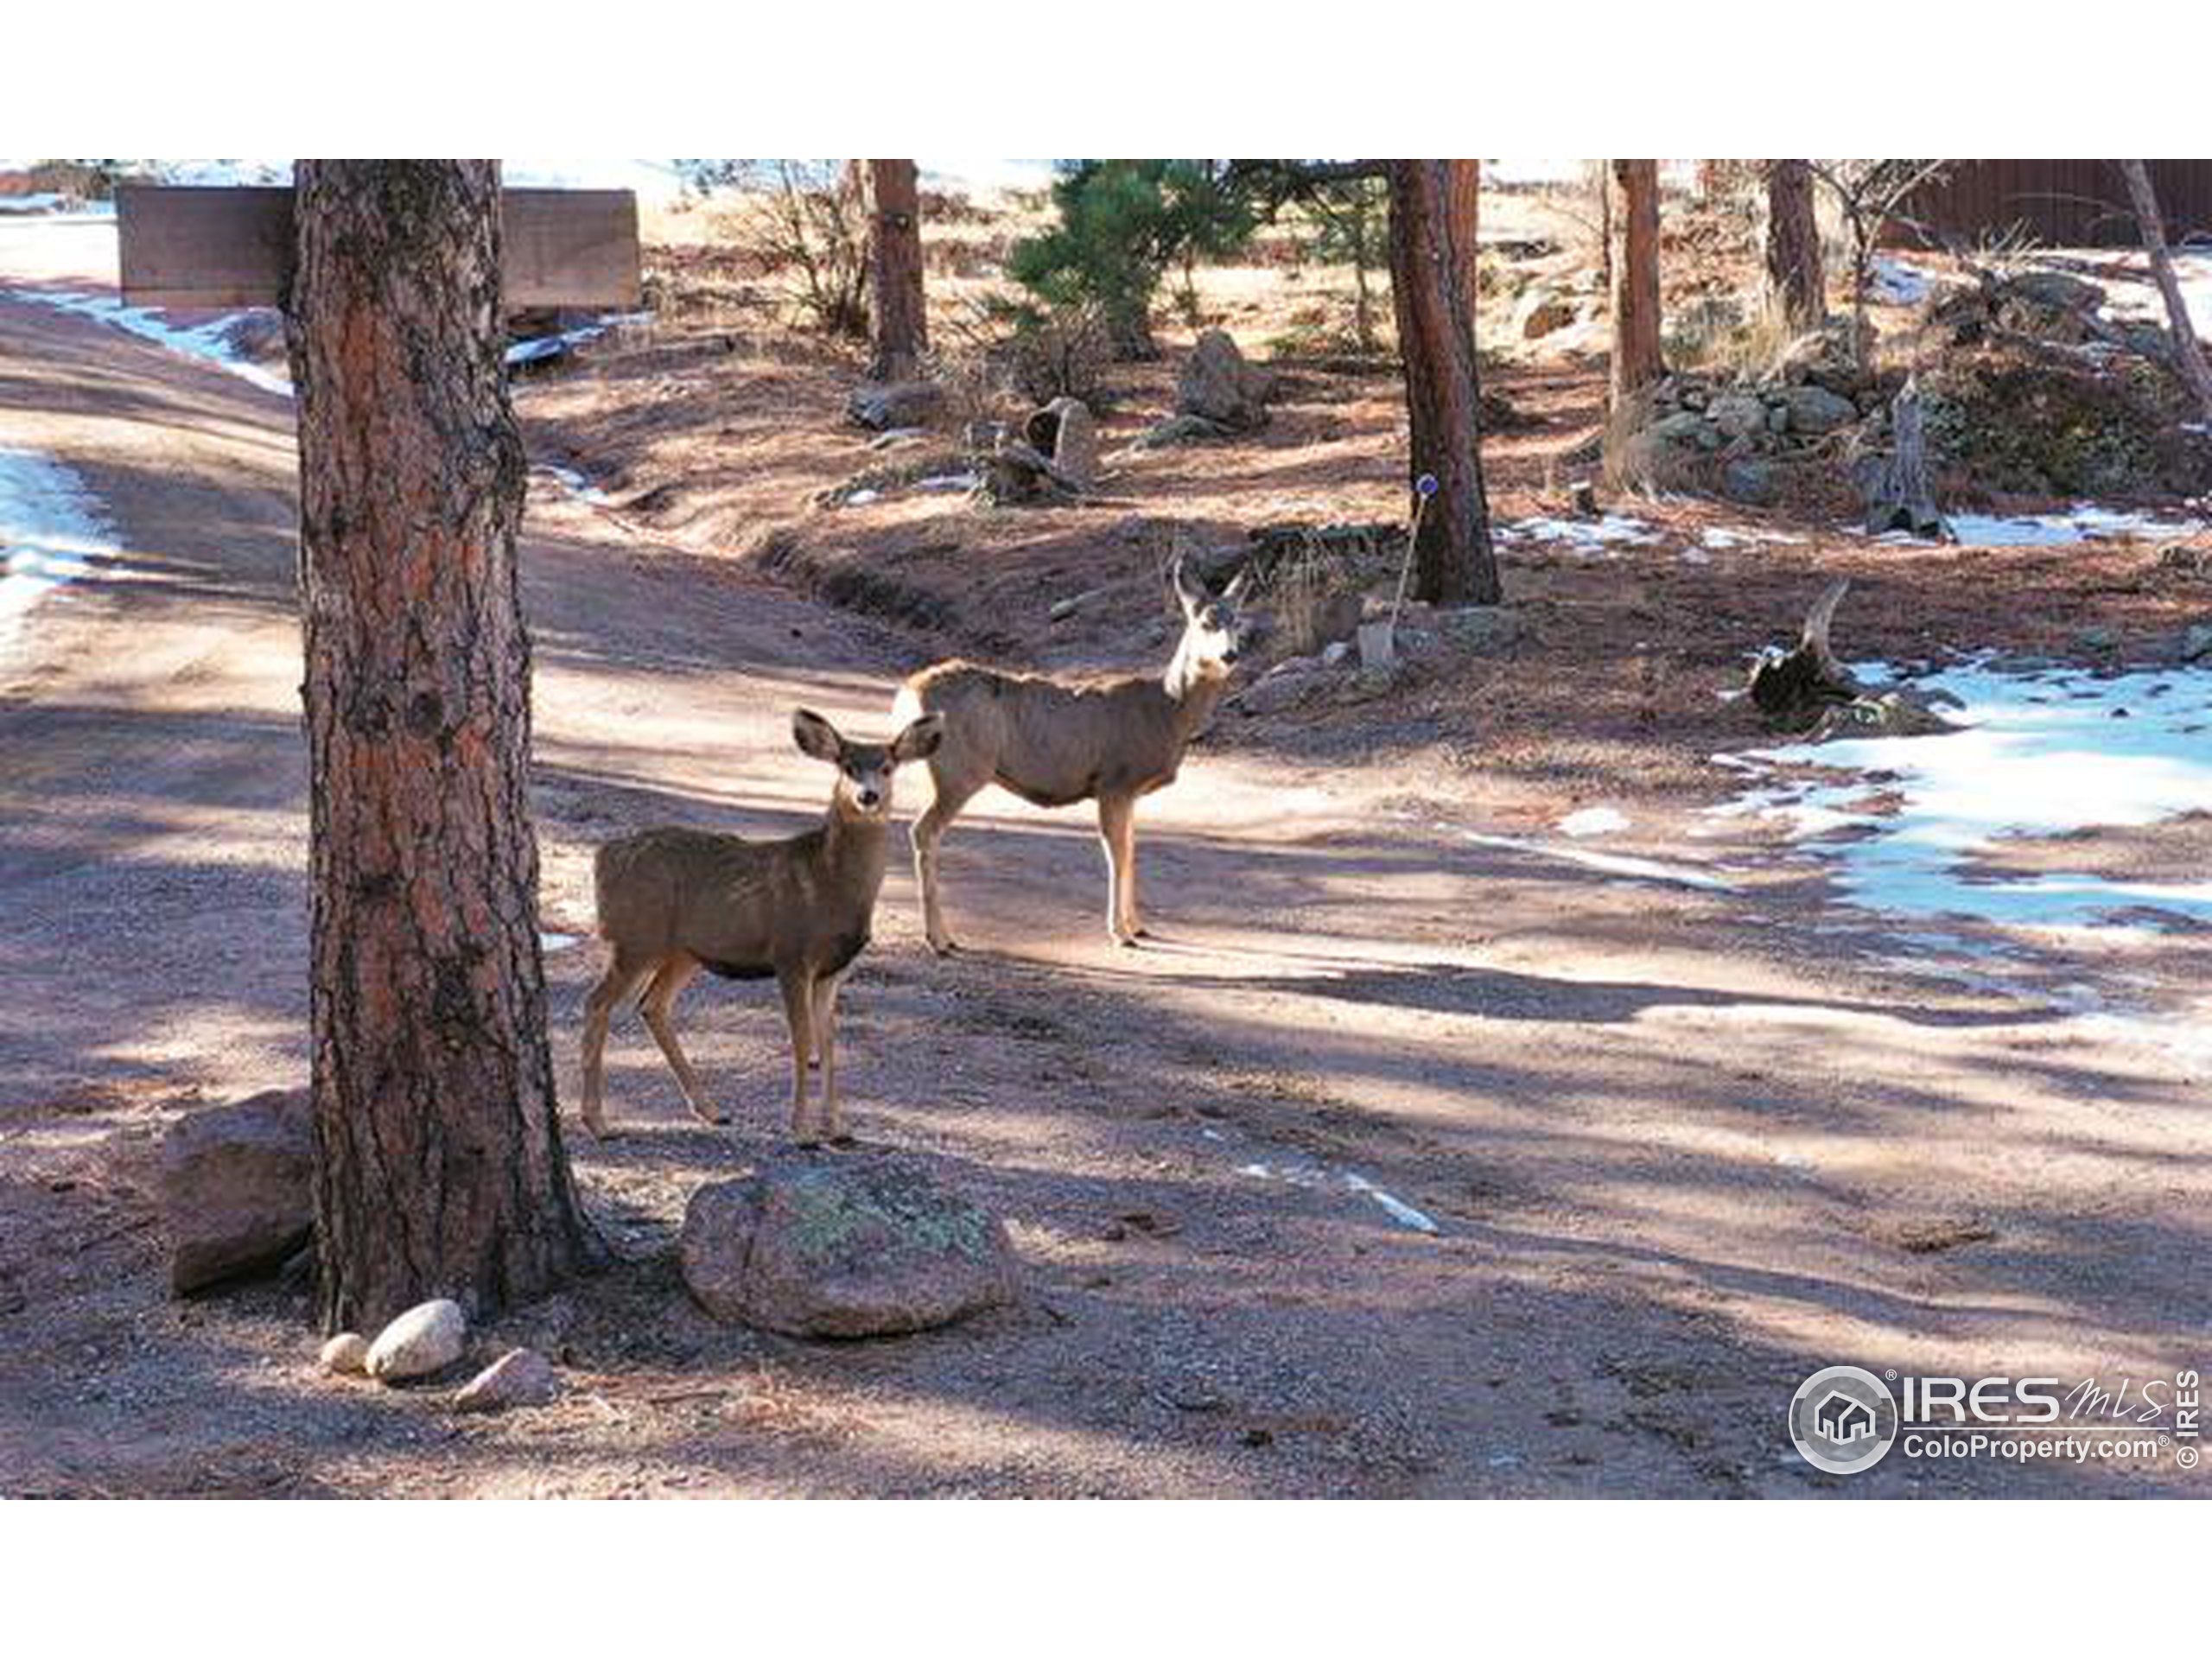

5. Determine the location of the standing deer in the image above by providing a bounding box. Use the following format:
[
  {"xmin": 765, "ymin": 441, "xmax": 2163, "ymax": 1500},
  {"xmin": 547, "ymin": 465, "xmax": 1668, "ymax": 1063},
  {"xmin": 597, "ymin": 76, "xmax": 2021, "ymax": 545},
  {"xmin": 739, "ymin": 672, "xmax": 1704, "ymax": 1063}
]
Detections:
[
  {"xmin": 579, "ymin": 708, "xmax": 944, "ymax": 1145},
  {"xmin": 893, "ymin": 555, "xmax": 1252, "ymax": 952}
]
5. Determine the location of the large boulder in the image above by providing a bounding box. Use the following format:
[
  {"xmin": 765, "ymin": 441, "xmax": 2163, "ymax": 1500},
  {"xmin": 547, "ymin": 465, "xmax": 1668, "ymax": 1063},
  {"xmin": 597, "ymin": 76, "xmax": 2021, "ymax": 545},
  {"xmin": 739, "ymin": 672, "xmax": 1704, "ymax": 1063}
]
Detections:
[
  {"xmin": 681, "ymin": 1154, "xmax": 1019, "ymax": 1338},
  {"xmin": 160, "ymin": 1086, "xmax": 314, "ymax": 1294},
  {"xmin": 1176, "ymin": 329, "xmax": 1274, "ymax": 431},
  {"xmin": 1779, "ymin": 384, "xmax": 1859, "ymax": 435}
]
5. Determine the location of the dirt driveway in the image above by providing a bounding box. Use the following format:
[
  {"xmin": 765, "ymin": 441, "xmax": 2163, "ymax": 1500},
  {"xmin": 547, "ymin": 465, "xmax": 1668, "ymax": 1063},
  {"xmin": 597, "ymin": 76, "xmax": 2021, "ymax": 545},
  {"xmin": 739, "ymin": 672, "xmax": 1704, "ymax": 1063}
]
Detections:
[{"xmin": 3, "ymin": 285, "xmax": 2206, "ymax": 1497}]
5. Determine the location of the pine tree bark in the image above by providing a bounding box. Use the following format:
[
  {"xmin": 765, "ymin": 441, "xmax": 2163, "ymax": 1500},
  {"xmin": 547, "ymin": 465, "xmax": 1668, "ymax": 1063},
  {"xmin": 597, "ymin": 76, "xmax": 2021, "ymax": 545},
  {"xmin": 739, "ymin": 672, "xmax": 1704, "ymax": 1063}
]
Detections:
[
  {"xmin": 1764, "ymin": 159, "xmax": 1826, "ymax": 331},
  {"xmin": 867, "ymin": 159, "xmax": 928, "ymax": 382},
  {"xmin": 1446, "ymin": 159, "xmax": 1481, "ymax": 316},
  {"xmin": 1608, "ymin": 160, "xmax": 1663, "ymax": 411},
  {"xmin": 1387, "ymin": 159, "xmax": 1500, "ymax": 606},
  {"xmin": 287, "ymin": 160, "xmax": 600, "ymax": 1334},
  {"xmin": 2119, "ymin": 161, "xmax": 2212, "ymax": 428}
]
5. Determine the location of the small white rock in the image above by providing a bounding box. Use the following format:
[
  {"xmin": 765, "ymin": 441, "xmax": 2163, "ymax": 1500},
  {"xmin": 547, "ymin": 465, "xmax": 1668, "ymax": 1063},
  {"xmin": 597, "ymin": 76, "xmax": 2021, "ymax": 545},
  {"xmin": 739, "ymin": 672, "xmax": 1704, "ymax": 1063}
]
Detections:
[
  {"xmin": 319, "ymin": 1332, "xmax": 370, "ymax": 1376},
  {"xmin": 452, "ymin": 1347, "xmax": 561, "ymax": 1414},
  {"xmin": 365, "ymin": 1298, "xmax": 467, "ymax": 1382}
]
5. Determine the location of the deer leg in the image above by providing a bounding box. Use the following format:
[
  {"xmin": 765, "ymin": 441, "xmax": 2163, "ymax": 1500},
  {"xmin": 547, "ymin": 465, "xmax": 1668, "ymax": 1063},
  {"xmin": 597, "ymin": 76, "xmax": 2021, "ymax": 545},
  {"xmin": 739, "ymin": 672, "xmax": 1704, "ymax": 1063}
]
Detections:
[
  {"xmin": 912, "ymin": 771, "xmax": 984, "ymax": 957},
  {"xmin": 812, "ymin": 973, "xmax": 851, "ymax": 1145},
  {"xmin": 1116, "ymin": 798, "xmax": 1147, "ymax": 939},
  {"xmin": 638, "ymin": 957, "xmax": 724, "ymax": 1127},
  {"xmin": 778, "ymin": 967, "xmax": 820, "ymax": 1147},
  {"xmin": 1097, "ymin": 793, "xmax": 1141, "ymax": 947},
  {"xmin": 580, "ymin": 952, "xmax": 653, "ymax": 1139}
]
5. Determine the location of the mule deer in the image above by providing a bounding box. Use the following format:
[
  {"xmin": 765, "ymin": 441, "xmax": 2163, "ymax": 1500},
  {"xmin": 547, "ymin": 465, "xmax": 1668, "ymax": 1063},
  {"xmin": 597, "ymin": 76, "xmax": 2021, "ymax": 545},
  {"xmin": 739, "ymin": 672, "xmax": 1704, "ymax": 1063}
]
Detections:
[
  {"xmin": 579, "ymin": 708, "xmax": 944, "ymax": 1145},
  {"xmin": 893, "ymin": 556, "xmax": 1252, "ymax": 952}
]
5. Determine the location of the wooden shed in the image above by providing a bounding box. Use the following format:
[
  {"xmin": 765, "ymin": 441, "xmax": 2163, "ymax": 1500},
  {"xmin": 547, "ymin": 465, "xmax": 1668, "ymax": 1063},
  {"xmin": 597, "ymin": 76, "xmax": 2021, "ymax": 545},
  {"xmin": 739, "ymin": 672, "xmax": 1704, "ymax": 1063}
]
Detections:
[{"xmin": 1892, "ymin": 160, "xmax": 2212, "ymax": 249}]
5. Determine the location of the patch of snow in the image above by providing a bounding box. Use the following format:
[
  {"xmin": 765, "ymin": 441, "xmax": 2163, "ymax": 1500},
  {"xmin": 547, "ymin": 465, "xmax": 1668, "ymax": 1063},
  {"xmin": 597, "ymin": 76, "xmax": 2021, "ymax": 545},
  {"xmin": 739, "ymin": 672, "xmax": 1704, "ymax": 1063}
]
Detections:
[
  {"xmin": 1341, "ymin": 1173, "xmax": 1442, "ymax": 1235},
  {"xmin": 12, "ymin": 288, "xmax": 289, "ymax": 397},
  {"xmin": 1870, "ymin": 256, "xmax": 1932, "ymax": 305},
  {"xmin": 1558, "ymin": 806, "xmax": 1629, "ymax": 837},
  {"xmin": 843, "ymin": 489, "xmax": 880, "ymax": 507},
  {"xmin": 912, "ymin": 473, "xmax": 982, "ymax": 493},
  {"xmin": 504, "ymin": 311, "xmax": 649, "ymax": 370},
  {"xmin": 1700, "ymin": 524, "xmax": 1807, "ymax": 551},
  {"xmin": 1499, "ymin": 513, "xmax": 1656, "ymax": 556},
  {"xmin": 535, "ymin": 464, "xmax": 609, "ymax": 507},
  {"xmin": 1237, "ymin": 1159, "xmax": 1440, "ymax": 1236},
  {"xmin": 538, "ymin": 931, "xmax": 587, "ymax": 953},
  {"xmin": 1, "ymin": 447, "xmax": 117, "ymax": 655},
  {"xmin": 1943, "ymin": 505, "xmax": 2203, "ymax": 548},
  {"xmin": 1451, "ymin": 825, "xmax": 1738, "ymax": 893},
  {"xmin": 144, "ymin": 159, "xmax": 290, "ymax": 187},
  {"xmin": 1713, "ymin": 657, "xmax": 2212, "ymax": 929},
  {"xmin": 0, "ymin": 192, "xmax": 73, "ymax": 214}
]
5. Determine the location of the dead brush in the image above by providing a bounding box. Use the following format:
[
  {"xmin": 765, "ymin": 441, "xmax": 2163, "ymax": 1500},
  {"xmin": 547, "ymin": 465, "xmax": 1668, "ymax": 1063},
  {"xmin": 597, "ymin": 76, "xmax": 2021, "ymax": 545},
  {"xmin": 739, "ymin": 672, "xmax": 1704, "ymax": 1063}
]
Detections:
[{"xmin": 1666, "ymin": 296, "xmax": 1811, "ymax": 385}]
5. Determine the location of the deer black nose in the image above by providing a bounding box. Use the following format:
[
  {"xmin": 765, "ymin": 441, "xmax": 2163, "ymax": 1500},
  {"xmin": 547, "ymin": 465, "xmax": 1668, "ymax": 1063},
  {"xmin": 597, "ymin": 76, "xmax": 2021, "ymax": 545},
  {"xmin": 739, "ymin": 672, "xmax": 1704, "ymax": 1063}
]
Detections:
[{"xmin": 858, "ymin": 787, "xmax": 882, "ymax": 808}]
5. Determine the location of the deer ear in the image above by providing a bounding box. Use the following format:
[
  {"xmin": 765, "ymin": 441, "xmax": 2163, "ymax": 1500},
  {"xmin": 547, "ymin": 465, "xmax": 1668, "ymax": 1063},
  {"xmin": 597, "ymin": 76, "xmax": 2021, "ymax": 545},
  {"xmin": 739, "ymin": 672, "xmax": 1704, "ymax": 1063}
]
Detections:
[
  {"xmin": 791, "ymin": 708, "xmax": 843, "ymax": 764},
  {"xmin": 1222, "ymin": 564, "xmax": 1254, "ymax": 605},
  {"xmin": 1169, "ymin": 555, "xmax": 1204, "ymax": 614},
  {"xmin": 892, "ymin": 712, "xmax": 944, "ymax": 764}
]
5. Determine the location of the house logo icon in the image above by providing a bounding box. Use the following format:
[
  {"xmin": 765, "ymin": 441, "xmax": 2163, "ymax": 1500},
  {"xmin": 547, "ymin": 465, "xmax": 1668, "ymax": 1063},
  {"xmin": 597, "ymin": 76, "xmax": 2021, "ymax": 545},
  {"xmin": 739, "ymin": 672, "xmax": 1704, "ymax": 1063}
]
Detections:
[
  {"xmin": 1816, "ymin": 1390, "xmax": 1876, "ymax": 1444},
  {"xmin": 1790, "ymin": 1366, "xmax": 1898, "ymax": 1474}
]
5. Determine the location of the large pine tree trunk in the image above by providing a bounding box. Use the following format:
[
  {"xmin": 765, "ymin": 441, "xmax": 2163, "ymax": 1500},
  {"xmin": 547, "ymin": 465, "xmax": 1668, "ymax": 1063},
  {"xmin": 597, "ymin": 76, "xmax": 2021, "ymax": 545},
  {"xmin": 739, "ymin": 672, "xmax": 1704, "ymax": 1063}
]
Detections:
[
  {"xmin": 1764, "ymin": 159, "xmax": 1826, "ymax": 331},
  {"xmin": 2119, "ymin": 161, "xmax": 2212, "ymax": 427},
  {"xmin": 287, "ymin": 160, "xmax": 599, "ymax": 1334},
  {"xmin": 1608, "ymin": 160, "xmax": 1663, "ymax": 411},
  {"xmin": 867, "ymin": 159, "xmax": 928, "ymax": 382},
  {"xmin": 1446, "ymin": 159, "xmax": 1481, "ymax": 316},
  {"xmin": 1387, "ymin": 159, "xmax": 1500, "ymax": 606}
]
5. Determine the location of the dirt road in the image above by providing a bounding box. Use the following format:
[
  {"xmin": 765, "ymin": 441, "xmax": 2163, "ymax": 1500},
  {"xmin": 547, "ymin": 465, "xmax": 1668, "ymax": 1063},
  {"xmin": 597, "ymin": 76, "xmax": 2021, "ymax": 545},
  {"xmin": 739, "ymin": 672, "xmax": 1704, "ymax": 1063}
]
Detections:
[{"xmin": 3, "ymin": 283, "xmax": 2206, "ymax": 1497}]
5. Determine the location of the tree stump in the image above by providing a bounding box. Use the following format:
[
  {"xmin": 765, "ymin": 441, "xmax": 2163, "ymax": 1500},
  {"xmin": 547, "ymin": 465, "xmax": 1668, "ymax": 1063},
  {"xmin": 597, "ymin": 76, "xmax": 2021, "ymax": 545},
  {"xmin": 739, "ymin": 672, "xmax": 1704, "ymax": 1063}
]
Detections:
[
  {"xmin": 1862, "ymin": 375, "xmax": 1948, "ymax": 538},
  {"xmin": 970, "ymin": 429, "xmax": 1085, "ymax": 506},
  {"xmin": 1749, "ymin": 578, "xmax": 1862, "ymax": 728},
  {"xmin": 1749, "ymin": 577, "xmax": 1961, "ymax": 737}
]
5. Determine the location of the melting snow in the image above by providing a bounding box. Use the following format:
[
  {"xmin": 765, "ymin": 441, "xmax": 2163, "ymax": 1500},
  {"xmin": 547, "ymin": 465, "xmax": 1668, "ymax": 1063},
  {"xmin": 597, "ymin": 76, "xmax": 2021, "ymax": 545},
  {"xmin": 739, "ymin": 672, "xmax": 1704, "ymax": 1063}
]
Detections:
[
  {"xmin": 1713, "ymin": 658, "xmax": 2212, "ymax": 928},
  {"xmin": 12, "ymin": 288, "xmax": 290, "ymax": 396},
  {"xmin": 1942, "ymin": 505, "xmax": 2204, "ymax": 548},
  {"xmin": 1451, "ymin": 825, "xmax": 1738, "ymax": 893},
  {"xmin": 1559, "ymin": 806, "xmax": 1629, "ymax": 837},
  {"xmin": 1871, "ymin": 257, "xmax": 1932, "ymax": 305},
  {"xmin": 1237, "ymin": 1160, "xmax": 1440, "ymax": 1235},
  {"xmin": 1, "ymin": 447, "xmax": 118, "ymax": 653},
  {"xmin": 1501, "ymin": 514, "xmax": 1657, "ymax": 555},
  {"xmin": 535, "ymin": 464, "xmax": 610, "ymax": 506},
  {"xmin": 505, "ymin": 310, "xmax": 652, "ymax": 369}
]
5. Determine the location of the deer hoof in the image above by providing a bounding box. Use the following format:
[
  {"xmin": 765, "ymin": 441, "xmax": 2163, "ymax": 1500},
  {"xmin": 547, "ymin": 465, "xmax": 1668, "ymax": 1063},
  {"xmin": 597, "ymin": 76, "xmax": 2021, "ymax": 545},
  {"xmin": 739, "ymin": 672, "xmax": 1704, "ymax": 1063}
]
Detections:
[{"xmin": 828, "ymin": 1133, "xmax": 860, "ymax": 1150}]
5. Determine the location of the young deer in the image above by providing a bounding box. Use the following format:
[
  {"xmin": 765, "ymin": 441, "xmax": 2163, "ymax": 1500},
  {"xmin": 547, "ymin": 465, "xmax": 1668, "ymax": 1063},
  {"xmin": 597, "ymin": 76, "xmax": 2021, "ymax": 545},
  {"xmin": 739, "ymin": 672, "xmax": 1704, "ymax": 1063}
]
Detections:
[
  {"xmin": 578, "ymin": 708, "xmax": 944, "ymax": 1146},
  {"xmin": 894, "ymin": 556, "xmax": 1252, "ymax": 952}
]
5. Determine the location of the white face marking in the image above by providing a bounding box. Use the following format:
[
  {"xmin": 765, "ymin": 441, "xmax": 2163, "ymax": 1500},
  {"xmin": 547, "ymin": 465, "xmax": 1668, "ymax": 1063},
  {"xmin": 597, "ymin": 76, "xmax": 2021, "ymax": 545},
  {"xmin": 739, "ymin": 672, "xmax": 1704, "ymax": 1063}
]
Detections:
[
  {"xmin": 1184, "ymin": 601, "xmax": 1243, "ymax": 672},
  {"xmin": 837, "ymin": 753, "xmax": 898, "ymax": 817}
]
